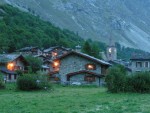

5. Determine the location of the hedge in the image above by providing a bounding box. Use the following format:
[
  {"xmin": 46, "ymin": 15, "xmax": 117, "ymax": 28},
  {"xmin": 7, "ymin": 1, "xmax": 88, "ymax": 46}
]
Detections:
[{"xmin": 106, "ymin": 66, "xmax": 150, "ymax": 93}]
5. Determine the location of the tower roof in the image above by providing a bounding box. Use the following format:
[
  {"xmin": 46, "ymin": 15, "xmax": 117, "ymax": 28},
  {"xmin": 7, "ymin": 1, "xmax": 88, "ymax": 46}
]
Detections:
[{"xmin": 108, "ymin": 36, "xmax": 115, "ymax": 47}]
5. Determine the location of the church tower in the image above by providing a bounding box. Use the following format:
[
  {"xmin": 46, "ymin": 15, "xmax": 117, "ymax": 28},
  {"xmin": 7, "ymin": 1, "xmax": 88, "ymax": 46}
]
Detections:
[{"xmin": 106, "ymin": 37, "xmax": 117, "ymax": 61}]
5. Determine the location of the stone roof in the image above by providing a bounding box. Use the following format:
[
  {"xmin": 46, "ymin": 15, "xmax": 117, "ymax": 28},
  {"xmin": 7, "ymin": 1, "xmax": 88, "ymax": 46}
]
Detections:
[
  {"xmin": 0, "ymin": 54, "xmax": 28, "ymax": 65},
  {"xmin": 130, "ymin": 54, "xmax": 150, "ymax": 60},
  {"xmin": 109, "ymin": 60, "xmax": 132, "ymax": 72},
  {"xmin": 0, "ymin": 67, "xmax": 16, "ymax": 74},
  {"xmin": 34, "ymin": 54, "xmax": 46, "ymax": 58},
  {"xmin": 56, "ymin": 51, "xmax": 111, "ymax": 66},
  {"xmin": 0, "ymin": 54, "xmax": 21, "ymax": 63},
  {"xmin": 43, "ymin": 60, "xmax": 53, "ymax": 64},
  {"xmin": 43, "ymin": 46, "xmax": 71, "ymax": 53}
]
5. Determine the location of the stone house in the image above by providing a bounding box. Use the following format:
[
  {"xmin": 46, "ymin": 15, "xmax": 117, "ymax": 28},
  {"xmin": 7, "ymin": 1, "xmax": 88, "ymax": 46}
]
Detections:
[
  {"xmin": 40, "ymin": 60, "xmax": 53, "ymax": 74},
  {"xmin": 50, "ymin": 51, "xmax": 111, "ymax": 86},
  {"xmin": 130, "ymin": 54, "xmax": 150, "ymax": 72},
  {"xmin": 16, "ymin": 46, "xmax": 42, "ymax": 55},
  {"xmin": 43, "ymin": 46, "xmax": 71, "ymax": 59},
  {"xmin": 0, "ymin": 54, "xmax": 28, "ymax": 82}
]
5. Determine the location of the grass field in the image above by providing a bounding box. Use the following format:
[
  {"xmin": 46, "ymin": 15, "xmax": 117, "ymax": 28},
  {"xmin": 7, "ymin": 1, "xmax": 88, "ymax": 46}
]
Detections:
[{"xmin": 0, "ymin": 84, "xmax": 150, "ymax": 113}]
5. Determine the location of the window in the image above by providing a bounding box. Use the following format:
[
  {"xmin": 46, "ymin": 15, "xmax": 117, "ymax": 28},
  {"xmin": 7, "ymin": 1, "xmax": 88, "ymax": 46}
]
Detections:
[
  {"xmin": 109, "ymin": 54, "xmax": 111, "ymax": 57},
  {"xmin": 53, "ymin": 60, "xmax": 60, "ymax": 67},
  {"xmin": 52, "ymin": 52, "xmax": 58, "ymax": 57},
  {"xmin": 14, "ymin": 75, "xmax": 17, "ymax": 80},
  {"xmin": 52, "ymin": 60, "xmax": 60, "ymax": 72},
  {"xmin": 14, "ymin": 66, "xmax": 21, "ymax": 70},
  {"xmin": 136, "ymin": 62, "xmax": 142, "ymax": 68},
  {"xmin": 101, "ymin": 67, "xmax": 107, "ymax": 75},
  {"xmin": 85, "ymin": 64, "xmax": 96, "ymax": 70},
  {"xmin": 8, "ymin": 74, "xmax": 11, "ymax": 80},
  {"xmin": 7, "ymin": 63, "xmax": 15, "ymax": 71},
  {"xmin": 145, "ymin": 62, "xmax": 149, "ymax": 68},
  {"xmin": 43, "ymin": 68, "xmax": 47, "ymax": 71},
  {"xmin": 84, "ymin": 76, "xmax": 95, "ymax": 82}
]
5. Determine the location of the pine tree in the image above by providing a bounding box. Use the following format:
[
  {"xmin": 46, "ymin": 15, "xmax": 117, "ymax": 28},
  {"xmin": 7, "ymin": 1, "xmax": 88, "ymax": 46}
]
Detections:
[
  {"xmin": 82, "ymin": 41, "xmax": 102, "ymax": 59},
  {"xmin": 91, "ymin": 43, "xmax": 101, "ymax": 59},
  {"xmin": 82, "ymin": 41, "xmax": 92, "ymax": 55}
]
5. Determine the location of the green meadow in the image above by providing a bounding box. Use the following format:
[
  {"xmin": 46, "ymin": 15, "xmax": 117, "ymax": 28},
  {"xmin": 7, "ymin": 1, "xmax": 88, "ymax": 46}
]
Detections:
[{"xmin": 0, "ymin": 84, "xmax": 150, "ymax": 113}]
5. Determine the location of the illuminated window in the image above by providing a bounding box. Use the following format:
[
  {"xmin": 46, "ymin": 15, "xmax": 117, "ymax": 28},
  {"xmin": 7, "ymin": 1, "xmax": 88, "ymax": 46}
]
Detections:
[
  {"xmin": 52, "ymin": 52, "xmax": 58, "ymax": 57},
  {"xmin": 7, "ymin": 63, "xmax": 14, "ymax": 71},
  {"xmin": 52, "ymin": 60, "xmax": 60, "ymax": 72},
  {"xmin": 53, "ymin": 61, "xmax": 60, "ymax": 67},
  {"xmin": 85, "ymin": 64, "xmax": 96, "ymax": 70}
]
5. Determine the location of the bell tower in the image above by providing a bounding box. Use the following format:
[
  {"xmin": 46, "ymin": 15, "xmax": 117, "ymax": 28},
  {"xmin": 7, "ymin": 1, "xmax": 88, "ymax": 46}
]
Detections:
[{"xmin": 106, "ymin": 37, "xmax": 117, "ymax": 61}]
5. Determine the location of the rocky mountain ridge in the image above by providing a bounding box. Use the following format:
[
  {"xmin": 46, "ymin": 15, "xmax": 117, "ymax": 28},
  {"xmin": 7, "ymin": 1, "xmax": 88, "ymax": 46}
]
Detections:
[{"xmin": 2, "ymin": 0, "xmax": 150, "ymax": 52}]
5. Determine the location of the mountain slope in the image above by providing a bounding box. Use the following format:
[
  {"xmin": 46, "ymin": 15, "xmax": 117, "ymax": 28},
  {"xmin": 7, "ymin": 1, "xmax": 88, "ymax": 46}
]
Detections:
[
  {"xmin": 0, "ymin": 5, "xmax": 83, "ymax": 53},
  {"xmin": 3, "ymin": 0, "xmax": 150, "ymax": 52}
]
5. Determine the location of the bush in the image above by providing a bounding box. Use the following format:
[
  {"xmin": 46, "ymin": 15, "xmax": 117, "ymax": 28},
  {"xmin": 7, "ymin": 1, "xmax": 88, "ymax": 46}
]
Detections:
[
  {"xmin": 105, "ymin": 65, "xmax": 127, "ymax": 93},
  {"xmin": 129, "ymin": 72, "xmax": 150, "ymax": 93},
  {"xmin": 17, "ymin": 74, "xmax": 38, "ymax": 91},
  {"xmin": 106, "ymin": 65, "xmax": 150, "ymax": 93},
  {"xmin": 36, "ymin": 74, "xmax": 51, "ymax": 90},
  {"xmin": 15, "ymin": 70, "xmax": 23, "ymax": 76},
  {"xmin": 17, "ymin": 74, "xmax": 51, "ymax": 91},
  {"xmin": 0, "ymin": 74, "xmax": 5, "ymax": 89}
]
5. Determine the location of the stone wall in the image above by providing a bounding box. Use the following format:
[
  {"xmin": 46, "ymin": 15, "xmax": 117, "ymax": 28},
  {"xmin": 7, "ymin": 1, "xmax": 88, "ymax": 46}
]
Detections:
[
  {"xmin": 69, "ymin": 74, "xmax": 105, "ymax": 86},
  {"xmin": 131, "ymin": 60, "xmax": 150, "ymax": 72},
  {"xmin": 58, "ymin": 54, "xmax": 102, "ymax": 85}
]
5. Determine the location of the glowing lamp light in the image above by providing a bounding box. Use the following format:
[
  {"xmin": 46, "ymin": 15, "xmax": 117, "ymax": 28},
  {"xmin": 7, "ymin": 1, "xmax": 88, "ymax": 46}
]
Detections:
[
  {"xmin": 7, "ymin": 63, "xmax": 14, "ymax": 71},
  {"xmin": 52, "ymin": 52, "xmax": 58, "ymax": 57},
  {"xmin": 54, "ymin": 52, "xmax": 58, "ymax": 56},
  {"xmin": 87, "ymin": 64, "xmax": 94, "ymax": 70},
  {"xmin": 53, "ymin": 61, "xmax": 60, "ymax": 67}
]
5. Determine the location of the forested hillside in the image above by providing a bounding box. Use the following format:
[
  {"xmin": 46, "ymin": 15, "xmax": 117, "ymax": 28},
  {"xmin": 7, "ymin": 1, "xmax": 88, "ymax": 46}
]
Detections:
[
  {"xmin": 0, "ymin": 5, "xmax": 84, "ymax": 53},
  {"xmin": 0, "ymin": 5, "xmax": 148, "ymax": 60}
]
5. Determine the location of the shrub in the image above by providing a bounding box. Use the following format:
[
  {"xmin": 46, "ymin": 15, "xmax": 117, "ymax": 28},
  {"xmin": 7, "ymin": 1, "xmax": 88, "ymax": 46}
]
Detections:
[
  {"xmin": 15, "ymin": 70, "xmax": 23, "ymax": 76},
  {"xmin": 106, "ymin": 65, "xmax": 150, "ymax": 93},
  {"xmin": 0, "ymin": 73, "xmax": 5, "ymax": 89},
  {"xmin": 17, "ymin": 74, "xmax": 38, "ymax": 91},
  {"xmin": 36, "ymin": 74, "xmax": 51, "ymax": 90},
  {"xmin": 17, "ymin": 74, "xmax": 51, "ymax": 91},
  {"xmin": 129, "ymin": 72, "xmax": 150, "ymax": 93},
  {"xmin": 105, "ymin": 65, "xmax": 127, "ymax": 93}
]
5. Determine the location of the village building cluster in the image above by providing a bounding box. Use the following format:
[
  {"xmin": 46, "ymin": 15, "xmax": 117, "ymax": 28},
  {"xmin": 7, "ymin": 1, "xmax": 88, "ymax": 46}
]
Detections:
[{"xmin": 0, "ymin": 42, "xmax": 149, "ymax": 86}]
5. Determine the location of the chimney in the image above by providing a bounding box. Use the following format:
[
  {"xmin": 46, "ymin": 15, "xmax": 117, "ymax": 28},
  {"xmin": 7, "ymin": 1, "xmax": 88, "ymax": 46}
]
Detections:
[{"xmin": 75, "ymin": 45, "xmax": 81, "ymax": 52}]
